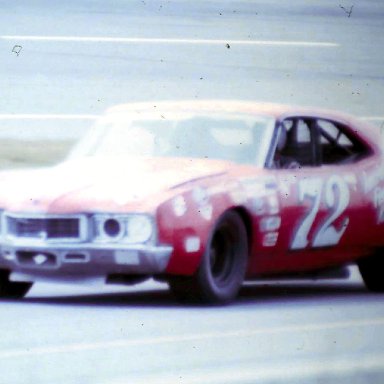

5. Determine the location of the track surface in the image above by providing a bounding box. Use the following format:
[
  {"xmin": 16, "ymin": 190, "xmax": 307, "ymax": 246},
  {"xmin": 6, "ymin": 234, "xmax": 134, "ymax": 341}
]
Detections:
[
  {"xmin": 1, "ymin": 0, "xmax": 383, "ymax": 138},
  {"xmin": 2, "ymin": 272, "xmax": 384, "ymax": 384}
]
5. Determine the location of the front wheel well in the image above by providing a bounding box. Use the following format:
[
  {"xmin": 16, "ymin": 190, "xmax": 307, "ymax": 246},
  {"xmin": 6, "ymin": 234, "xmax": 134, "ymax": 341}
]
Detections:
[
  {"xmin": 168, "ymin": 209, "xmax": 249, "ymax": 304},
  {"xmin": 233, "ymin": 207, "xmax": 253, "ymax": 259}
]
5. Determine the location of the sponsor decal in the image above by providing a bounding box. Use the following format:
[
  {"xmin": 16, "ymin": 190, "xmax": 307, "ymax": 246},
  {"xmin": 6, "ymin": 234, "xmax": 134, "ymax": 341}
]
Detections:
[
  {"xmin": 172, "ymin": 196, "xmax": 187, "ymax": 217},
  {"xmin": 184, "ymin": 236, "xmax": 201, "ymax": 253},
  {"xmin": 193, "ymin": 187, "xmax": 213, "ymax": 220},
  {"xmin": 259, "ymin": 216, "xmax": 281, "ymax": 232},
  {"xmin": 267, "ymin": 195, "xmax": 279, "ymax": 215},
  {"xmin": 251, "ymin": 197, "xmax": 265, "ymax": 216},
  {"xmin": 240, "ymin": 177, "xmax": 281, "ymax": 247},
  {"xmin": 263, "ymin": 232, "xmax": 279, "ymax": 247},
  {"xmin": 198, "ymin": 205, "xmax": 213, "ymax": 221},
  {"xmin": 193, "ymin": 187, "xmax": 209, "ymax": 205}
]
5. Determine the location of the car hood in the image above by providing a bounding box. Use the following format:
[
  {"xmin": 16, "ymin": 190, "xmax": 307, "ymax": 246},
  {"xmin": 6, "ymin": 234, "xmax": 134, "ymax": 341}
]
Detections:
[{"xmin": 0, "ymin": 156, "xmax": 235, "ymax": 213}]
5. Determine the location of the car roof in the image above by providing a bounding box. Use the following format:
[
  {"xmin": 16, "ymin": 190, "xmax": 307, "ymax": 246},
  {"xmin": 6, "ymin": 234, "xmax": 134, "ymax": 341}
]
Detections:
[{"xmin": 106, "ymin": 100, "xmax": 381, "ymax": 152}]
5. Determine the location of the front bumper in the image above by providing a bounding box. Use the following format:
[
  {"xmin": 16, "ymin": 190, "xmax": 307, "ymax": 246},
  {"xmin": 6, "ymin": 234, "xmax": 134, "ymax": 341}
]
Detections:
[{"xmin": 0, "ymin": 240, "xmax": 173, "ymax": 281}]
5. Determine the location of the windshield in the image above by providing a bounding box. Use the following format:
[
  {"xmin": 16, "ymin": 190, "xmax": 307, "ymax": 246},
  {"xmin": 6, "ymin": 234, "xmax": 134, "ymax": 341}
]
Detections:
[{"xmin": 69, "ymin": 112, "xmax": 275, "ymax": 166}]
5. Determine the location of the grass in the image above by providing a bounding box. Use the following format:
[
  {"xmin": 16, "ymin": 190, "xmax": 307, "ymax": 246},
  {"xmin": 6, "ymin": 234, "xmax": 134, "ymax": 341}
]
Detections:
[{"xmin": 0, "ymin": 140, "xmax": 75, "ymax": 170}]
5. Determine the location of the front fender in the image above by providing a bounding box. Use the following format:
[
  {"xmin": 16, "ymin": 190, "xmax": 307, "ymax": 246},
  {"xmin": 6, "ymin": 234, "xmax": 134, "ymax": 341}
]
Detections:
[{"xmin": 156, "ymin": 189, "xmax": 236, "ymax": 275}]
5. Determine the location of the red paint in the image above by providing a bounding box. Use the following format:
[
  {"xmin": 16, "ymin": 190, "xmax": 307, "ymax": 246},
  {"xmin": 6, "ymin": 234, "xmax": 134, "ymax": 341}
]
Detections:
[{"xmin": 0, "ymin": 101, "xmax": 382, "ymax": 280}]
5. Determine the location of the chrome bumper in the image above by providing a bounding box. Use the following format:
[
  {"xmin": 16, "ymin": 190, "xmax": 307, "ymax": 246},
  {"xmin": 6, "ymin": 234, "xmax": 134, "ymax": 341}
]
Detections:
[{"xmin": 0, "ymin": 240, "xmax": 173, "ymax": 280}]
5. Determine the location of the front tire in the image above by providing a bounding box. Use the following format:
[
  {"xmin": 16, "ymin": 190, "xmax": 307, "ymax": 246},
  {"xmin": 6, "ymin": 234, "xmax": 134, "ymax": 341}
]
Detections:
[
  {"xmin": 0, "ymin": 269, "xmax": 33, "ymax": 299},
  {"xmin": 168, "ymin": 211, "xmax": 248, "ymax": 304},
  {"xmin": 358, "ymin": 250, "xmax": 384, "ymax": 292}
]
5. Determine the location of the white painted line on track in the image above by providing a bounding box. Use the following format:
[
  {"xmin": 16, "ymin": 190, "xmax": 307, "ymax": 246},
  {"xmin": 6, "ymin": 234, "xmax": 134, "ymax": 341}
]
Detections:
[
  {"xmin": 0, "ymin": 35, "xmax": 339, "ymax": 47},
  {"xmin": 0, "ymin": 114, "xmax": 99, "ymax": 120},
  {"xmin": 0, "ymin": 317, "xmax": 383, "ymax": 360},
  {"xmin": 0, "ymin": 114, "xmax": 381, "ymax": 123},
  {"xmin": 105, "ymin": 353, "xmax": 384, "ymax": 384}
]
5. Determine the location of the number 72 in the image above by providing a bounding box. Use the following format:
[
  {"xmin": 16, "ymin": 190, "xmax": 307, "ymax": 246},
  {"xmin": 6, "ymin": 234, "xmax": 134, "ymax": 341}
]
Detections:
[{"xmin": 290, "ymin": 175, "xmax": 350, "ymax": 250}]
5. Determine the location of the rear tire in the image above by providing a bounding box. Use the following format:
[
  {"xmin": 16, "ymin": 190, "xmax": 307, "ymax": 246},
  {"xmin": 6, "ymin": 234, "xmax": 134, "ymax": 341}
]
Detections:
[
  {"xmin": 358, "ymin": 251, "xmax": 384, "ymax": 292},
  {"xmin": 0, "ymin": 269, "xmax": 32, "ymax": 299},
  {"xmin": 168, "ymin": 211, "xmax": 248, "ymax": 304}
]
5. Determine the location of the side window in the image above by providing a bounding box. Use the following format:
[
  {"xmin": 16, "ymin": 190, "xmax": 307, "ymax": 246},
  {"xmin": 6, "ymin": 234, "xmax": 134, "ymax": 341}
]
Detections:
[
  {"xmin": 272, "ymin": 118, "xmax": 315, "ymax": 169},
  {"xmin": 317, "ymin": 119, "xmax": 369, "ymax": 164},
  {"xmin": 296, "ymin": 119, "xmax": 311, "ymax": 144}
]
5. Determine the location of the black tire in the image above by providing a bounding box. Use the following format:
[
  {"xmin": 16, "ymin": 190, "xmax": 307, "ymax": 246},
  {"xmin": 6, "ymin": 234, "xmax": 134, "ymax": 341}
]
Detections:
[
  {"xmin": 0, "ymin": 269, "xmax": 32, "ymax": 299},
  {"xmin": 168, "ymin": 211, "xmax": 248, "ymax": 304},
  {"xmin": 358, "ymin": 251, "xmax": 384, "ymax": 292}
]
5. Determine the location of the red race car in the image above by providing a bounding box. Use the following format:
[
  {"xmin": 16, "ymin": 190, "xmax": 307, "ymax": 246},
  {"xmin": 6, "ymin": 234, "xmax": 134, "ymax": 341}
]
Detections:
[{"xmin": 0, "ymin": 100, "xmax": 383, "ymax": 304}]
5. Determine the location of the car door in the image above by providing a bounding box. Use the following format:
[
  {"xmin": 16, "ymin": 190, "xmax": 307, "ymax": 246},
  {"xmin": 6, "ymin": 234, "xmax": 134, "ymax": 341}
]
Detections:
[{"xmin": 264, "ymin": 116, "xmax": 370, "ymax": 273}]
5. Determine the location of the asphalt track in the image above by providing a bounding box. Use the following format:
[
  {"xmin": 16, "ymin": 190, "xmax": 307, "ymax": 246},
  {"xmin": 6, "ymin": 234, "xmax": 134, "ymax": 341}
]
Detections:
[
  {"xmin": 0, "ymin": 0, "xmax": 383, "ymax": 137},
  {"xmin": 0, "ymin": 1, "xmax": 384, "ymax": 383}
]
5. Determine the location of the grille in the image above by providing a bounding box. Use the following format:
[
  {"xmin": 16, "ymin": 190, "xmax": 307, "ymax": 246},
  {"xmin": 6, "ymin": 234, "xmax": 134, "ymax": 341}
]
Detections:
[{"xmin": 5, "ymin": 215, "xmax": 83, "ymax": 241}]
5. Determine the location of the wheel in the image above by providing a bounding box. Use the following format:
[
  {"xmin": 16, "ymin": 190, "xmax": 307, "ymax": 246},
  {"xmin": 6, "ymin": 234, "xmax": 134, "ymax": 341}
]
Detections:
[
  {"xmin": 0, "ymin": 269, "xmax": 33, "ymax": 299},
  {"xmin": 357, "ymin": 251, "xmax": 384, "ymax": 292},
  {"xmin": 168, "ymin": 211, "xmax": 248, "ymax": 304}
]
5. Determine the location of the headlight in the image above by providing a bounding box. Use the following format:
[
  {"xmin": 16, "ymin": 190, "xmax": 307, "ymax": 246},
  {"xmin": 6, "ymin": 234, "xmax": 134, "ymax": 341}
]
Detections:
[
  {"xmin": 127, "ymin": 215, "xmax": 153, "ymax": 243},
  {"xmin": 93, "ymin": 214, "xmax": 154, "ymax": 243}
]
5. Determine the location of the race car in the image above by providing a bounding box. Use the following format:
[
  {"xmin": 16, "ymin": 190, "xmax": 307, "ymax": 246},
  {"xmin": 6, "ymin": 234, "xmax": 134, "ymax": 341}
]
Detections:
[{"xmin": 0, "ymin": 100, "xmax": 383, "ymax": 304}]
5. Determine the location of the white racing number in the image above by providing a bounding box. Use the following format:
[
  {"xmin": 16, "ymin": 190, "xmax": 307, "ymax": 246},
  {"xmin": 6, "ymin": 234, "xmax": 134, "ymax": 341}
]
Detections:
[
  {"xmin": 290, "ymin": 178, "xmax": 322, "ymax": 249},
  {"xmin": 291, "ymin": 175, "xmax": 350, "ymax": 250}
]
